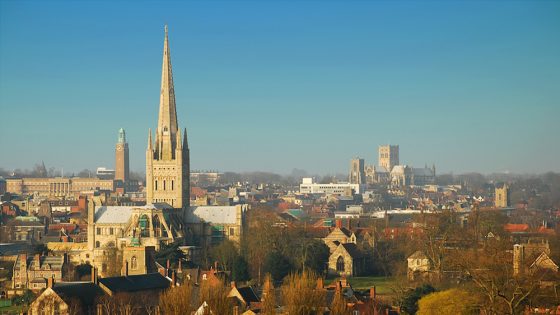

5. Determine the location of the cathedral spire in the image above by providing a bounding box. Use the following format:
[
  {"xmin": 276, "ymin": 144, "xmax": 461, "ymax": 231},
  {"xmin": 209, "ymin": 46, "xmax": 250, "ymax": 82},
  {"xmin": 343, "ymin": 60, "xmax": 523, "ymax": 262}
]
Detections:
[
  {"xmin": 147, "ymin": 128, "xmax": 153, "ymax": 150},
  {"xmin": 156, "ymin": 24, "xmax": 178, "ymax": 156}
]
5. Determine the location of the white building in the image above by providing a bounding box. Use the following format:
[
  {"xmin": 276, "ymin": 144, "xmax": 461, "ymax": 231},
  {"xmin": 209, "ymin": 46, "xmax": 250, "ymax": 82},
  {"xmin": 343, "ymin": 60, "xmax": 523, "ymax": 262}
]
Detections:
[{"xmin": 299, "ymin": 178, "xmax": 364, "ymax": 195}]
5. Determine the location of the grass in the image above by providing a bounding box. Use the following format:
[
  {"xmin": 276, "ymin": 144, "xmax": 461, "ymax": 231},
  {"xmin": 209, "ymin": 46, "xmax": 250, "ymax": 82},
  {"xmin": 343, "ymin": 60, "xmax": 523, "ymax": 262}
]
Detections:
[
  {"xmin": 325, "ymin": 276, "xmax": 396, "ymax": 294},
  {"xmin": 0, "ymin": 305, "xmax": 26, "ymax": 315}
]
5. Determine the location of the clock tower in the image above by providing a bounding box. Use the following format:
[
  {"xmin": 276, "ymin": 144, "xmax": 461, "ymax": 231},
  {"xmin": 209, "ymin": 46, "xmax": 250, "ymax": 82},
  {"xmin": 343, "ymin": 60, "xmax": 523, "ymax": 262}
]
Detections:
[{"xmin": 115, "ymin": 128, "xmax": 129, "ymax": 186}]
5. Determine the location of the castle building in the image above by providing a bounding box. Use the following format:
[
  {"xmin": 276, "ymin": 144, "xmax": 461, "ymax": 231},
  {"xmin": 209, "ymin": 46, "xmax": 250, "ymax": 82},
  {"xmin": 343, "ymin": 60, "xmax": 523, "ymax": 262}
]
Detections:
[
  {"xmin": 146, "ymin": 25, "xmax": 190, "ymax": 209},
  {"xmin": 349, "ymin": 158, "xmax": 366, "ymax": 185},
  {"xmin": 115, "ymin": 128, "xmax": 129, "ymax": 186}
]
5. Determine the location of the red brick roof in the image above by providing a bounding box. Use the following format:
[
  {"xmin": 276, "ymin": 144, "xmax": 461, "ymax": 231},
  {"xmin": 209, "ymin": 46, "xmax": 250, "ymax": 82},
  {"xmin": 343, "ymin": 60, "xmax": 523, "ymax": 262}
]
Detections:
[{"xmin": 504, "ymin": 223, "xmax": 529, "ymax": 233}]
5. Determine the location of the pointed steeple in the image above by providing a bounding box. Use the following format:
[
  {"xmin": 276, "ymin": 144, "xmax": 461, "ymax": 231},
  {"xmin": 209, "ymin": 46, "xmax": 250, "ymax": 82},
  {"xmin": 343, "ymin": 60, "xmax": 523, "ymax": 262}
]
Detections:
[
  {"xmin": 176, "ymin": 128, "xmax": 182, "ymax": 150},
  {"xmin": 183, "ymin": 128, "xmax": 188, "ymax": 149},
  {"xmin": 156, "ymin": 24, "xmax": 178, "ymax": 157},
  {"xmin": 147, "ymin": 128, "xmax": 153, "ymax": 150}
]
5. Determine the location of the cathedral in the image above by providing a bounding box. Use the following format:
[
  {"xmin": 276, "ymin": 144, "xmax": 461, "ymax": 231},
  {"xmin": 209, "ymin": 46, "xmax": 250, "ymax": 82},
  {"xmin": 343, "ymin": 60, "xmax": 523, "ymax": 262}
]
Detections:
[
  {"xmin": 146, "ymin": 25, "xmax": 190, "ymax": 209},
  {"xmin": 48, "ymin": 26, "xmax": 245, "ymax": 277}
]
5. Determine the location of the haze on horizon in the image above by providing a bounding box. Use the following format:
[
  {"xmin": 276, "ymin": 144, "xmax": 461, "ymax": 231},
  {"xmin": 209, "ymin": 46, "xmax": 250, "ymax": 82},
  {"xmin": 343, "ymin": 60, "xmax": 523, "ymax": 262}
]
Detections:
[{"xmin": 0, "ymin": 1, "xmax": 559, "ymax": 176}]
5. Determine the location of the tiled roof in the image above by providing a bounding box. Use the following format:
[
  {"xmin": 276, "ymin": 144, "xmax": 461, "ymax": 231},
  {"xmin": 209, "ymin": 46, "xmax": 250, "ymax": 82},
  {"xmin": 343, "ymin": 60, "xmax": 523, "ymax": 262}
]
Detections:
[{"xmin": 504, "ymin": 223, "xmax": 529, "ymax": 233}]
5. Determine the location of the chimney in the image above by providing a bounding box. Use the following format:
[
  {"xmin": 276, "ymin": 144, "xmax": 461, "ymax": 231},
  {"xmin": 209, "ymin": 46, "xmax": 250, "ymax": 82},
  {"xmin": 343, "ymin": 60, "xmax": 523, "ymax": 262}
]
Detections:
[
  {"xmin": 122, "ymin": 260, "xmax": 128, "ymax": 276},
  {"xmin": 171, "ymin": 271, "xmax": 176, "ymax": 287},
  {"xmin": 370, "ymin": 286, "xmax": 376, "ymax": 300},
  {"xmin": 91, "ymin": 266, "xmax": 98, "ymax": 285},
  {"xmin": 230, "ymin": 281, "xmax": 236, "ymax": 289},
  {"xmin": 166, "ymin": 259, "xmax": 170, "ymax": 270},
  {"xmin": 316, "ymin": 277, "xmax": 324, "ymax": 289},
  {"xmin": 347, "ymin": 218, "xmax": 351, "ymax": 230},
  {"xmin": 233, "ymin": 306, "xmax": 239, "ymax": 315},
  {"xmin": 34, "ymin": 254, "xmax": 40, "ymax": 268},
  {"xmin": 214, "ymin": 261, "xmax": 218, "ymax": 271},
  {"xmin": 336, "ymin": 219, "xmax": 342, "ymax": 228},
  {"xmin": 178, "ymin": 259, "xmax": 182, "ymax": 273},
  {"xmin": 47, "ymin": 275, "xmax": 54, "ymax": 288}
]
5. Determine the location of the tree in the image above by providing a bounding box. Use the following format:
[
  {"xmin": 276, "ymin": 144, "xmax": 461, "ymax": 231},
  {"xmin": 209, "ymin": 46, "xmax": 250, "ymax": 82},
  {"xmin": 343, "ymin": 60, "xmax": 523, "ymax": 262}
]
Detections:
[
  {"xmin": 300, "ymin": 240, "xmax": 329, "ymax": 275},
  {"xmin": 400, "ymin": 284, "xmax": 436, "ymax": 315},
  {"xmin": 261, "ymin": 273, "xmax": 276, "ymax": 315},
  {"xmin": 417, "ymin": 288, "xmax": 478, "ymax": 315},
  {"xmin": 264, "ymin": 250, "xmax": 292, "ymax": 282},
  {"xmin": 232, "ymin": 255, "xmax": 250, "ymax": 282},
  {"xmin": 209, "ymin": 239, "xmax": 238, "ymax": 272},
  {"xmin": 198, "ymin": 280, "xmax": 232, "ymax": 315},
  {"xmin": 159, "ymin": 283, "xmax": 194, "ymax": 315},
  {"xmin": 330, "ymin": 282, "xmax": 350, "ymax": 315},
  {"xmin": 281, "ymin": 270, "xmax": 326, "ymax": 315}
]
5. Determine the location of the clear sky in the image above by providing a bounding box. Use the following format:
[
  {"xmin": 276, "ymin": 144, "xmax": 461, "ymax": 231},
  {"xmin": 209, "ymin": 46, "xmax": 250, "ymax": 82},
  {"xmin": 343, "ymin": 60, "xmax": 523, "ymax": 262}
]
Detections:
[{"xmin": 1, "ymin": 0, "xmax": 559, "ymax": 175}]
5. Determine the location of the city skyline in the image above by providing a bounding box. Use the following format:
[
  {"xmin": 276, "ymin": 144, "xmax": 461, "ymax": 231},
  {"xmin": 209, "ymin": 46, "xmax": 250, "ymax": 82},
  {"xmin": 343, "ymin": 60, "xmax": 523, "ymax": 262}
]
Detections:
[{"xmin": 1, "ymin": 1, "xmax": 559, "ymax": 175}]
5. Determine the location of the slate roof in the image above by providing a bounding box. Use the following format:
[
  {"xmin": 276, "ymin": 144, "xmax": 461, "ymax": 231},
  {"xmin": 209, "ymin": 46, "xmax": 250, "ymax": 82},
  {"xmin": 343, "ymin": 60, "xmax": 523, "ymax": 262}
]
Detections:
[
  {"xmin": 237, "ymin": 286, "xmax": 260, "ymax": 304},
  {"xmin": 98, "ymin": 273, "xmax": 170, "ymax": 293},
  {"xmin": 52, "ymin": 282, "xmax": 105, "ymax": 308},
  {"xmin": 187, "ymin": 206, "xmax": 238, "ymax": 224},
  {"xmin": 341, "ymin": 243, "xmax": 364, "ymax": 259}
]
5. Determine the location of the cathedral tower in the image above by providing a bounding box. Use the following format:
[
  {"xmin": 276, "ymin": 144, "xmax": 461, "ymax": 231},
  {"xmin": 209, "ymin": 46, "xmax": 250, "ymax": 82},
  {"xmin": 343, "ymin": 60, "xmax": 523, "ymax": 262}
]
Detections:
[{"xmin": 146, "ymin": 26, "xmax": 190, "ymax": 209}]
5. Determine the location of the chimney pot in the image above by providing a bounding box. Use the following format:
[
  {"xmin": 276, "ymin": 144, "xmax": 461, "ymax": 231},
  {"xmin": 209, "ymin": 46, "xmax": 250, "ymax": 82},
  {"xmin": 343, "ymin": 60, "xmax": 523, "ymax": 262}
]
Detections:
[{"xmin": 231, "ymin": 281, "xmax": 236, "ymax": 288}]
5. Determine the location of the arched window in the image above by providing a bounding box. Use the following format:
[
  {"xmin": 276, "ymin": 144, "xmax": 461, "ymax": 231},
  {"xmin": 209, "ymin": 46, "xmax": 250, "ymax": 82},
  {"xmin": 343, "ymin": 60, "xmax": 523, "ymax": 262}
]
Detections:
[
  {"xmin": 336, "ymin": 256, "xmax": 345, "ymax": 272},
  {"xmin": 171, "ymin": 180, "xmax": 174, "ymax": 191},
  {"xmin": 163, "ymin": 180, "xmax": 166, "ymax": 190},
  {"xmin": 155, "ymin": 180, "xmax": 158, "ymax": 190},
  {"xmin": 131, "ymin": 256, "xmax": 138, "ymax": 270}
]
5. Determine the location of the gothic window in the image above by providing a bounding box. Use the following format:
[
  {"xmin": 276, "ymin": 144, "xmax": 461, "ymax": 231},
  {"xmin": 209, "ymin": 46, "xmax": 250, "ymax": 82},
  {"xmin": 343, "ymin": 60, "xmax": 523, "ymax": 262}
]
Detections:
[
  {"xmin": 155, "ymin": 180, "xmax": 158, "ymax": 190},
  {"xmin": 163, "ymin": 180, "xmax": 166, "ymax": 190},
  {"xmin": 131, "ymin": 256, "xmax": 138, "ymax": 270},
  {"xmin": 336, "ymin": 256, "xmax": 345, "ymax": 272},
  {"xmin": 171, "ymin": 180, "xmax": 174, "ymax": 191}
]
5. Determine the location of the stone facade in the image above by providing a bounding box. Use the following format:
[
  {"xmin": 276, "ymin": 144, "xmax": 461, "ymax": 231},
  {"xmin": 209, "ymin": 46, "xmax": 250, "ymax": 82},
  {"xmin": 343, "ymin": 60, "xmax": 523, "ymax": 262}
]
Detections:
[
  {"xmin": 327, "ymin": 243, "xmax": 365, "ymax": 277},
  {"xmin": 378, "ymin": 145, "xmax": 399, "ymax": 171},
  {"xmin": 349, "ymin": 158, "xmax": 366, "ymax": 184},
  {"xmin": 495, "ymin": 183, "xmax": 510, "ymax": 208},
  {"xmin": 6, "ymin": 177, "xmax": 115, "ymax": 198},
  {"xmin": 146, "ymin": 26, "xmax": 190, "ymax": 209},
  {"xmin": 12, "ymin": 254, "xmax": 64, "ymax": 291}
]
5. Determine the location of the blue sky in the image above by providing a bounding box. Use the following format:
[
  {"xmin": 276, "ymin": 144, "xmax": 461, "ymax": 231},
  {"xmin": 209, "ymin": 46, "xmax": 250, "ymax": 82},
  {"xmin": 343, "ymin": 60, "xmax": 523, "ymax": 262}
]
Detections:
[{"xmin": 1, "ymin": 0, "xmax": 559, "ymax": 175}]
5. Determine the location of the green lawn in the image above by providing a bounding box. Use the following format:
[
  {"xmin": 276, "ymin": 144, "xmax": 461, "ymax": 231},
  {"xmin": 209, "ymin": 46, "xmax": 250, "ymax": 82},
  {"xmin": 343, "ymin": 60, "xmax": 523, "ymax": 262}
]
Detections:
[
  {"xmin": 325, "ymin": 276, "xmax": 396, "ymax": 294},
  {"xmin": 0, "ymin": 305, "xmax": 26, "ymax": 315}
]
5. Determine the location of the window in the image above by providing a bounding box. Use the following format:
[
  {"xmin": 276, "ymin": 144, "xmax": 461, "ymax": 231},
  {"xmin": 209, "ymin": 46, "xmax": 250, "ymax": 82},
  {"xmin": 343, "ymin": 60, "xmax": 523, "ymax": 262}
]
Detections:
[
  {"xmin": 96, "ymin": 228, "xmax": 101, "ymax": 235},
  {"xmin": 171, "ymin": 180, "xmax": 174, "ymax": 191},
  {"xmin": 155, "ymin": 180, "xmax": 158, "ymax": 190},
  {"xmin": 95, "ymin": 241, "xmax": 100, "ymax": 248},
  {"xmin": 230, "ymin": 228, "xmax": 235, "ymax": 236},
  {"xmin": 131, "ymin": 256, "xmax": 138, "ymax": 270},
  {"xmin": 163, "ymin": 180, "xmax": 166, "ymax": 190},
  {"xmin": 109, "ymin": 228, "xmax": 114, "ymax": 235},
  {"xmin": 336, "ymin": 256, "xmax": 345, "ymax": 272}
]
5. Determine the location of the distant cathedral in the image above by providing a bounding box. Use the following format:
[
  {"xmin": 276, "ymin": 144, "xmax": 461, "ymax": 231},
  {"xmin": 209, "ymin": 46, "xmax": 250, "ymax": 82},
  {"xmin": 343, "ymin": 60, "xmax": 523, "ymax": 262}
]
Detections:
[{"xmin": 146, "ymin": 26, "xmax": 190, "ymax": 209}]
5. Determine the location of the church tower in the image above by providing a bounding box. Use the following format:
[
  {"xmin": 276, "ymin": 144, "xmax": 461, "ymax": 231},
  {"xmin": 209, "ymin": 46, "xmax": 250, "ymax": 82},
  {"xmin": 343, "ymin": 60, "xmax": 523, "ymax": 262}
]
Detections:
[{"xmin": 146, "ymin": 26, "xmax": 190, "ymax": 209}]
